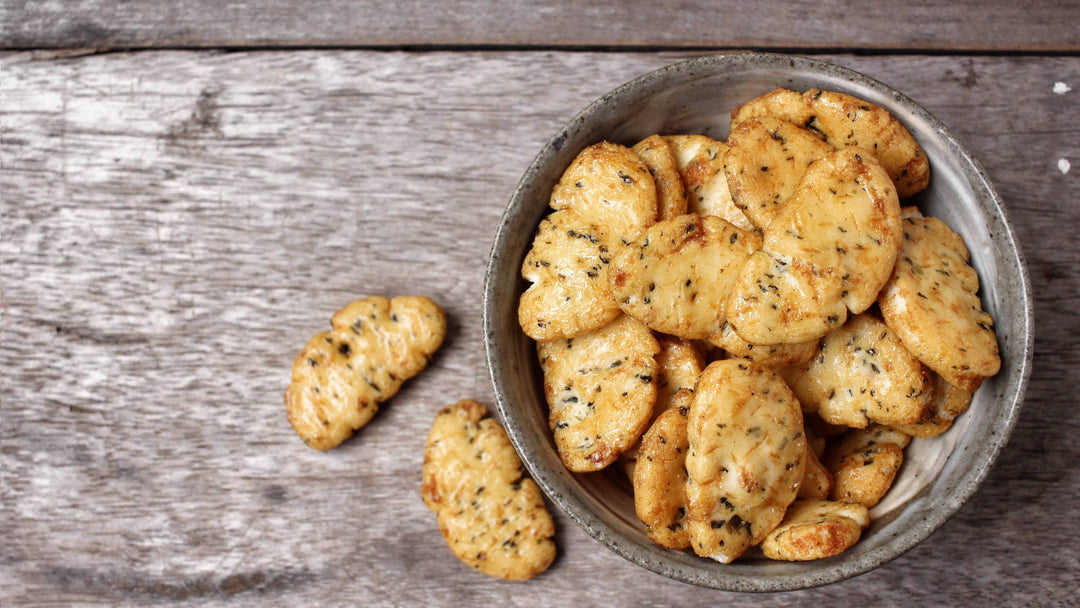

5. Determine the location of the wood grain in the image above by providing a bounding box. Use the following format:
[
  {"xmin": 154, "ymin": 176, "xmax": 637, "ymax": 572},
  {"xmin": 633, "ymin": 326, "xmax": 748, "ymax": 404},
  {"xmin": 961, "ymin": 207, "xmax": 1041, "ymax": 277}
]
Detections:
[
  {"xmin": 2, "ymin": 0, "xmax": 1080, "ymax": 52},
  {"xmin": 2, "ymin": 50, "xmax": 1079, "ymax": 606}
]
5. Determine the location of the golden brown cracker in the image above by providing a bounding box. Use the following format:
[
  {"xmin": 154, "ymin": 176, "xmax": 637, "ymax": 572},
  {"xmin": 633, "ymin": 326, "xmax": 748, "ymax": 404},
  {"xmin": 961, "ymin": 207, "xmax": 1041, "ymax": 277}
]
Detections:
[
  {"xmin": 761, "ymin": 499, "xmax": 869, "ymax": 561},
  {"xmin": 723, "ymin": 116, "xmax": 833, "ymax": 230},
  {"xmin": 726, "ymin": 149, "xmax": 901, "ymax": 345},
  {"xmin": 519, "ymin": 210, "xmax": 620, "ymax": 340},
  {"xmin": 732, "ymin": 88, "xmax": 930, "ymax": 198},
  {"xmin": 537, "ymin": 315, "xmax": 660, "ymax": 472},
  {"xmin": 685, "ymin": 360, "xmax": 806, "ymax": 563},
  {"xmin": 549, "ymin": 141, "xmax": 657, "ymax": 237},
  {"xmin": 633, "ymin": 390, "xmax": 693, "ymax": 549},
  {"xmin": 784, "ymin": 313, "xmax": 933, "ymax": 428},
  {"xmin": 610, "ymin": 214, "xmax": 761, "ymax": 340},
  {"xmin": 879, "ymin": 207, "xmax": 1000, "ymax": 392},
  {"xmin": 823, "ymin": 425, "xmax": 910, "ymax": 508},
  {"xmin": 422, "ymin": 400, "xmax": 556, "ymax": 580},
  {"xmin": 286, "ymin": 296, "xmax": 446, "ymax": 450},
  {"xmin": 664, "ymin": 135, "xmax": 755, "ymax": 230},
  {"xmin": 633, "ymin": 135, "xmax": 688, "ymax": 221}
]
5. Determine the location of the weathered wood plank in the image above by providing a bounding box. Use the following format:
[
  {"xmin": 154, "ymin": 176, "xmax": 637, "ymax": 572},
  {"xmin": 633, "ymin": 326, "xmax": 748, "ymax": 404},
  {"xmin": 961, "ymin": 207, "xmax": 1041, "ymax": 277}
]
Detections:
[
  {"xmin": 2, "ymin": 51, "xmax": 1078, "ymax": 606},
  {"xmin": 2, "ymin": 0, "xmax": 1080, "ymax": 52}
]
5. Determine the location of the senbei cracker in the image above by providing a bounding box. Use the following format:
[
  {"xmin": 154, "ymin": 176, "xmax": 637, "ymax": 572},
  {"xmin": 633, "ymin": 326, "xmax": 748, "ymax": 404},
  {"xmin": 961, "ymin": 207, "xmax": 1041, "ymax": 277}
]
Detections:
[
  {"xmin": 685, "ymin": 361, "xmax": 806, "ymax": 563},
  {"xmin": 879, "ymin": 207, "xmax": 1001, "ymax": 392},
  {"xmin": 664, "ymin": 134, "xmax": 755, "ymax": 230},
  {"xmin": 725, "ymin": 149, "xmax": 902, "ymax": 345},
  {"xmin": 519, "ymin": 142, "xmax": 658, "ymax": 341},
  {"xmin": 633, "ymin": 135, "xmax": 688, "ymax": 221},
  {"xmin": 422, "ymin": 400, "xmax": 556, "ymax": 580},
  {"xmin": 731, "ymin": 88, "xmax": 930, "ymax": 198},
  {"xmin": 286, "ymin": 296, "xmax": 445, "ymax": 450},
  {"xmin": 633, "ymin": 389, "xmax": 694, "ymax": 550},
  {"xmin": 519, "ymin": 210, "xmax": 620, "ymax": 341},
  {"xmin": 760, "ymin": 499, "xmax": 869, "ymax": 561},
  {"xmin": 537, "ymin": 314, "xmax": 659, "ymax": 472},
  {"xmin": 610, "ymin": 214, "xmax": 761, "ymax": 340},
  {"xmin": 724, "ymin": 116, "xmax": 833, "ymax": 231},
  {"xmin": 784, "ymin": 313, "xmax": 933, "ymax": 428}
]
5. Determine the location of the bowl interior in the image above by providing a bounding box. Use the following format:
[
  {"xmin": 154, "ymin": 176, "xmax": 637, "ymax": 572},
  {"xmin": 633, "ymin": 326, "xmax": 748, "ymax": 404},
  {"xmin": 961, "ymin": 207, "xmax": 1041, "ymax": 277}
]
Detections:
[{"xmin": 483, "ymin": 52, "xmax": 1032, "ymax": 591}]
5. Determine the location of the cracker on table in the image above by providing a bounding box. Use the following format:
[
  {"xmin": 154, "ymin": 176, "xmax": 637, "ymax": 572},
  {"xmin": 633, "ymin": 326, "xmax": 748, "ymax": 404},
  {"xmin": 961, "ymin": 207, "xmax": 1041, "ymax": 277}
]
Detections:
[
  {"xmin": 879, "ymin": 207, "xmax": 1000, "ymax": 392},
  {"xmin": 421, "ymin": 400, "xmax": 556, "ymax": 580},
  {"xmin": 784, "ymin": 313, "xmax": 933, "ymax": 428},
  {"xmin": 286, "ymin": 295, "xmax": 446, "ymax": 450},
  {"xmin": 537, "ymin": 314, "xmax": 659, "ymax": 472},
  {"xmin": 823, "ymin": 424, "xmax": 910, "ymax": 508},
  {"xmin": 685, "ymin": 360, "xmax": 806, "ymax": 563},
  {"xmin": 663, "ymin": 135, "xmax": 755, "ymax": 231},
  {"xmin": 519, "ymin": 209, "xmax": 620, "ymax": 340},
  {"xmin": 723, "ymin": 116, "xmax": 833, "ymax": 230},
  {"xmin": 760, "ymin": 499, "xmax": 869, "ymax": 562},
  {"xmin": 731, "ymin": 88, "xmax": 930, "ymax": 198},
  {"xmin": 633, "ymin": 389, "xmax": 694, "ymax": 549},
  {"xmin": 610, "ymin": 214, "xmax": 761, "ymax": 340},
  {"xmin": 633, "ymin": 135, "xmax": 688, "ymax": 221},
  {"xmin": 725, "ymin": 149, "xmax": 901, "ymax": 345}
]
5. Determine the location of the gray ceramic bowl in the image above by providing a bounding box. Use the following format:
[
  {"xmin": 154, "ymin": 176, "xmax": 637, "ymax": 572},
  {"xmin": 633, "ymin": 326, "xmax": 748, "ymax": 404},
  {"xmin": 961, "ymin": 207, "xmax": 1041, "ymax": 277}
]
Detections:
[{"xmin": 483, "ymin": 52, "xmax": 1032, "ymax": 591}]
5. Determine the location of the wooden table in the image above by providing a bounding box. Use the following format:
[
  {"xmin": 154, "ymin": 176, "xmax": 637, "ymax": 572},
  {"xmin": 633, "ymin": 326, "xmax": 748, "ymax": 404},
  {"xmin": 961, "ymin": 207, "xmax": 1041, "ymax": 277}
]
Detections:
[{"xmin": 3, "ymin": 3, "xmax": 1078, "ymax": 605}]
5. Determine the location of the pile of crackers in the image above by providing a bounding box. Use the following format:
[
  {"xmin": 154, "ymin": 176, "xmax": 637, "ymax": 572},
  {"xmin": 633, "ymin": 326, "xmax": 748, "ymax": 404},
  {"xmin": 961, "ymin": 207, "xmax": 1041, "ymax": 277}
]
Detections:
[{"xmin": 519, "ymin": 88, "xmax": 1000, "ymax": 564}]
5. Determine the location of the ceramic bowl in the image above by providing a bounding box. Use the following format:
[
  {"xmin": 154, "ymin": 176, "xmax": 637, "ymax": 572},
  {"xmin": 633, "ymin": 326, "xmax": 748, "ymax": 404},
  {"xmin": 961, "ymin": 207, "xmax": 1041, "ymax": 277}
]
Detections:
[{"xmin": 482, "ymin": 52, "xmax": 1032, "ymax": 591}]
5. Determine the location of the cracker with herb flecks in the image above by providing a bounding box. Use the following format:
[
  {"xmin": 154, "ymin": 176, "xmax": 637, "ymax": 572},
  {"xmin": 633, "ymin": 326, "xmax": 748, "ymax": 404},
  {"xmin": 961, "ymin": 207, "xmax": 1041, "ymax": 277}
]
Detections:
[
  {"xmin": 822, "ymin": 425, "xmax": 910, "ymax": 508},
  {"xmin": 723, "ymin": 116, "xmax": 833, "ymax": 230},
  {"xmin": 548, "ymin": 141, "xmax": 657, "ymax": 237},
  {"xmin": 761, "ymin": 499, "xmax": 869, "ymax": 562},
  {"xmin": 519, "ymin": 210, "xmax": 620, "ymax": 341},
  {"xmin": 784, "ymin": 313, "xmax": 932, "ymax": 428},
  {"xmin": 731, "ymin": 88, "xmax": 930, "ymax": 198},
  {"xmin": 633, "ymin": 135, "xmax": 688, "ymax": 221},
  {"xmin": 685, "ymin": 360, "xmax": 806, "ymax": 564},
  {"xmin": 725, "ymin": 149, "xmax": 902, "ymax": 345},
  {"xmin": 891, "ymin": 372, "xmax": 974, "ymax": 438},
  {"xmin": 610, "ymin": 214, "xmax": 761, "ymax": 340},
  {"xmin": 519, "ymin": 142, "xmax": 657, "ymax": 341},
  {"xmin": 633, "ymin": 389, "xmax": 693, "ymax": 549},
  {"xmin": 663, "ymin": 135, "xmax": 755, "ymax": 231},
  {"xmin": 285, "ymin": 296, "xmax": 446, "ymax": 450},
  {"xmin": 708, "ymin": 320, "xmax": 818, "ymax": 369},
  {"xmin": 879, "ymin": 207, "xmax": 1000, "ymax": 392},
  {"xmin": 421, "ymin": 400, "xmax": 556, "ymax": 581},
  {"xmin": 537, "ymin": 314, "xmax": 660, "ymax": 472},
  {"xmin": 620, "ymin": 334, "xmax": 703, "ymax": 479}
]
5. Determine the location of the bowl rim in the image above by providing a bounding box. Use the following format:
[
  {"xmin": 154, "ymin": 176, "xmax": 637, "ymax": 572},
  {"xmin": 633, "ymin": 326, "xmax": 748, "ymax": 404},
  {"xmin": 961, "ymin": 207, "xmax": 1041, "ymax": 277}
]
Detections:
[{"xmin": 482, "ymin": 51, "xmax": 1033, "ymax": 591}]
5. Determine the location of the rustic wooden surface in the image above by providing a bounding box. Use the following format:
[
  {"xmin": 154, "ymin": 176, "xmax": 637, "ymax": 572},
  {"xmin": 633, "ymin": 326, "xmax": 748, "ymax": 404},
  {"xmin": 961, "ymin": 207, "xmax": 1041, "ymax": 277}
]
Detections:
[
  {"xmin": 3, "ymin": 0, "xmax": 1080, "ymax": 52},
  {"xmin": 2, "ymin": 27, "xmax": 1079, "ymax": 608}
]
